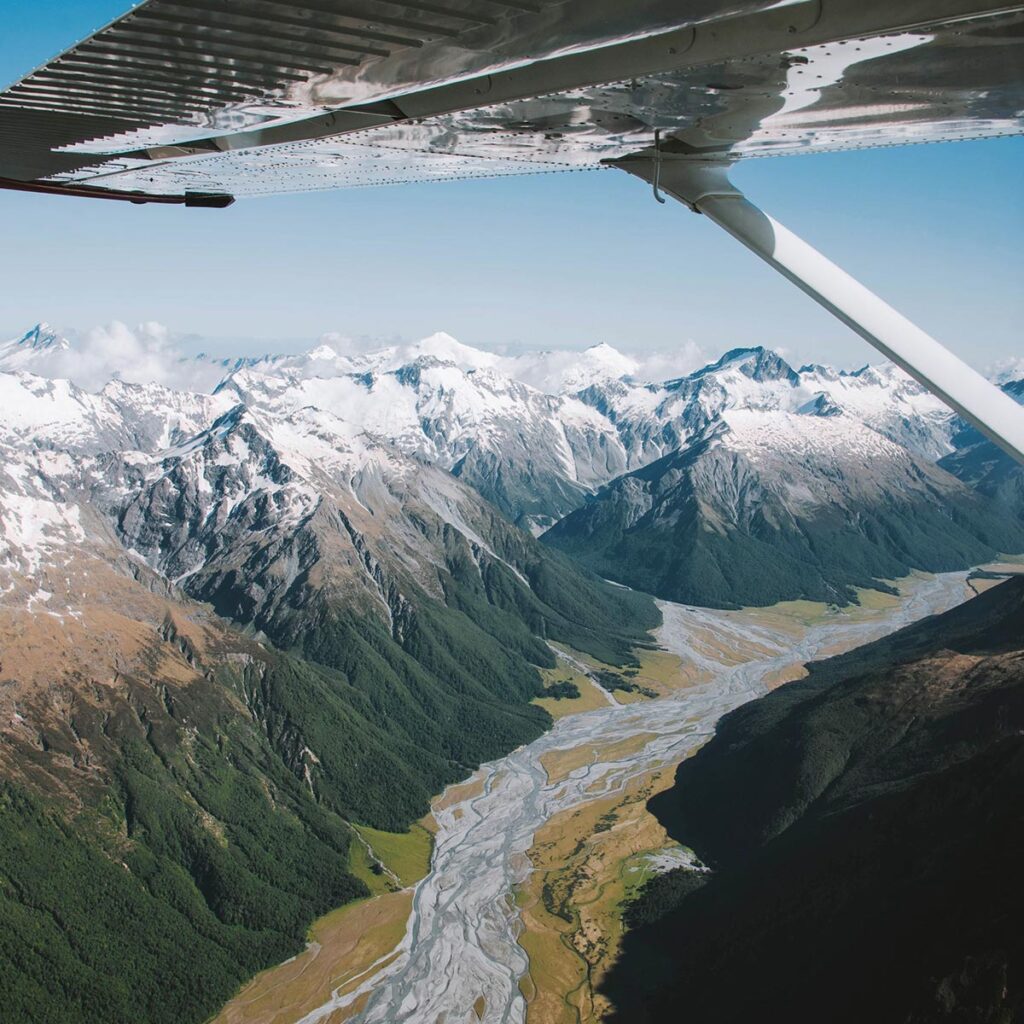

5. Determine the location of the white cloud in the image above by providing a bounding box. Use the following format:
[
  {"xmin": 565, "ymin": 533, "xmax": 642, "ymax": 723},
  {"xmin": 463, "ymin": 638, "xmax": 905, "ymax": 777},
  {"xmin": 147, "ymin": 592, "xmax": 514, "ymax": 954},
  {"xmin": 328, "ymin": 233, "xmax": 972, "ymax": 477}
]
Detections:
[
  {"xmin": 2, "ymin": 321, "xmax": 229, "ymax": 393},
  {"xmin": 626, "ymin": 340, "xmax": 711, "ymax": 384},
  {"xmin": 2, "ymin": 320, "xmax": 713, "ymax": 397},
  {"xmin": 305, "ymin": 330, "xmax": 711, "ymax": 392},
  {"xmin": 988, "ymin": 355, "xmax": 1024, "ymax": 385}
]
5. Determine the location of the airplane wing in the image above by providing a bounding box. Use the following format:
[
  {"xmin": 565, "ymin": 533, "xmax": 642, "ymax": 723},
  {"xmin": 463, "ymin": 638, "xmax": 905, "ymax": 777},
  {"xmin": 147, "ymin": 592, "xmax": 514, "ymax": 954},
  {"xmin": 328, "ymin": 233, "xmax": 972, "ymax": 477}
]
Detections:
[{"xmin": 1, "ymin": 0, "xmax": 1022, "ymax": 203}]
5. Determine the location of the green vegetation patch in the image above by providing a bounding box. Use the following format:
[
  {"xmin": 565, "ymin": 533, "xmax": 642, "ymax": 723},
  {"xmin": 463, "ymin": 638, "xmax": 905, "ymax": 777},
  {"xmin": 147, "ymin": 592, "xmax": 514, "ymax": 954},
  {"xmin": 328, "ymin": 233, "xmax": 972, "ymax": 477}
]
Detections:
[
  {"xmin": 622, "ymin": 867, "xmax": 709, "ymax": 930},
  {"xmin": 0, "ymin": 514, "xmax": 662, "ymax": 1024},
  {"xmin": 347, "ymin": 831, "xmax": 396, "ymax": 898},
  {"xmin": 355, "ymin": 823, "xmax": 434, "ymax": 889},
  {"xmin": 543, "ymin": 679, "xmax": 582, "ymax": 700},
  {"xmin": 0, "ymin": 730, "xmax": 367, "ymax": 1024},
  {"xmin": 594, "ymin": 670, "xmax": 658, "ymax": 699}
]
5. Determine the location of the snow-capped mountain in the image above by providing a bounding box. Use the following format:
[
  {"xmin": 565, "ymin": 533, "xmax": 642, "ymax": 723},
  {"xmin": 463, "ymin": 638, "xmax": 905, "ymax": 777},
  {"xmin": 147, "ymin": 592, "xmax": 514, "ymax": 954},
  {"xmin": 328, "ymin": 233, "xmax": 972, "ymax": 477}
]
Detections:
[
  {"xmin": 0, "ymin": 371, "xmax": 231, "ymax": 455},
  {"xmin": 208, "ymin": 341, "xmax": 962, "ymax": 531},
  {"xmin": 0, "ymin": 323, "xmax": 648, "ymax": 403},
  {"xmin": 0, "ymin": 351, "xmax": 657, "ymax": 874},
  {"xmin": 543, "ymin": 406, "xmax": 1024, "ymax": 608},
  {"xmin": 289, "ymin": 332, "xmax": 640, "ymax": 393},
  {"xmin": 1, "ymin": 323, "xmax": 1017, "ymax": 613},
  {"xmin": 0, "ymin": 361, "xmax": 652, "ymax": 657},
  {"xmin": 0, "ymin": 322, "xmax": 71, "ymax": 373},
  {"xmin": 3, "ymin": 317, "xmax": 1016, "ymax": 1024},
  {"xmin": 218, "ymin": 354, "xmax": 625, "ymax": 530},
  {"xmin": 575, "ymin": 347, "xmax": 958, "ymax": 467}
]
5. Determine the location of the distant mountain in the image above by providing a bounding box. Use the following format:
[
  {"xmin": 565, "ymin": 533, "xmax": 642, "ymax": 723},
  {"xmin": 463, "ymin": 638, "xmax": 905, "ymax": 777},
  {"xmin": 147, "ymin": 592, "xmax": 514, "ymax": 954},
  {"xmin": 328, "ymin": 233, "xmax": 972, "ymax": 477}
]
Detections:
[
  {"xmin": 216, "ymin": 341, "xmax": 961, "ymax": 533},
  {"xmin": 603, "ymin": 576, "xmax": 1024, "ymax": 1024},
  {"xmin": 578, "ymin": 346, "xmax": 958, "ymax": 463},
  {"xmin": 544, "ymin": 351, "xmax": 1022, "ymax": 607},
  {"xmin": 0, "ymin": 322, "xmax": 71, "ymax": 372},
  {"xmin": 3, "ymin": 324, "xmax": 1015, "ymax": 604},
  {"xmin": 219, "ymin": 354, "xmax": 631, "ymax": 531}
]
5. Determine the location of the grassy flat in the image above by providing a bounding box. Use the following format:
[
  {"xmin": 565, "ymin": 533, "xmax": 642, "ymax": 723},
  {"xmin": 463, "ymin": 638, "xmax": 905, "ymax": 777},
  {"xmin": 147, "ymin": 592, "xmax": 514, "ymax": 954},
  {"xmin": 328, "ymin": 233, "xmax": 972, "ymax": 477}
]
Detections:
[
  {"xmin": 346, "ymin": 831, "xmax": 396, "ymax": 897},
  {"xmin": 515, "ymin": 765, "xmax": 681, "ymax": 1024},
  {"xmin": 532, "ymin": 663, "xmax": 609, "ymax": 719},
  {"xmin": 627, "ymin": 648, "xmax": 701, "ymax": 695},
  {"xmin": 539, "ymin": 733, "xmax": 659, "ymax": 786},
  {"xmin": 211, "ymin": 890, "xmax": 412, "ymax": 1024},
  {"xmin": 354, "ymin": 822, "xmax": 434, "ymax": 889}
]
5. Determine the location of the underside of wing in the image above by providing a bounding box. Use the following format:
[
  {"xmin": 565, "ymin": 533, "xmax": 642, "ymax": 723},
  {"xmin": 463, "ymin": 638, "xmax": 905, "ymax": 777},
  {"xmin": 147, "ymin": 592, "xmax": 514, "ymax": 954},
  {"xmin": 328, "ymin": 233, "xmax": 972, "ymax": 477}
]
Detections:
[{"xmin": 1, "ymin": 0, "xmax": 1022, "ymax": 203}]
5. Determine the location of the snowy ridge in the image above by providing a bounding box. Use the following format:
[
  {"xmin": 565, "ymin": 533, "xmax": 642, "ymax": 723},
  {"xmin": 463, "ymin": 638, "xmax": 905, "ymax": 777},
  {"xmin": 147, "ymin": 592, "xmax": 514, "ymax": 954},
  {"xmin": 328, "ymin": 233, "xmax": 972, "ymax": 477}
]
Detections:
[
  {"xmin": 1, "ymin": 321, "xmax": 1011, "ymax": 612},
  {"xmin": 0, "ymin": 453, "xmax": 86, "ymax": 578},
  {"xmin": 211, "ymin": 341, "xmax": 964, "ymax": 529}
]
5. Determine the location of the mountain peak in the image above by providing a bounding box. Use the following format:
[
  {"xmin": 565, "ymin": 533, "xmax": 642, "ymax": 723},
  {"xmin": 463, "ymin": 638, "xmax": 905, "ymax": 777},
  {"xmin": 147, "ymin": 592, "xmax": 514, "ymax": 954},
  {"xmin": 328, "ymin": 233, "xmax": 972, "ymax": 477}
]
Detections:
[
  {"xmin": 306, "ymin": 343, "xmax": 340, "ymax": 361},
  {"xmin": 17, "ymin": 323, "xmax": 69, "ymax": 351},
  {"xmin": 410, "ymin": 332, "xmax": 500, "ymax": 371},
  {"xmin": 697, "ymin": 346, "xmax": 798, "ymax": 384},
  {"xmin": 0, "ymin": 324, "xmax": 73, "ymax": 377}
]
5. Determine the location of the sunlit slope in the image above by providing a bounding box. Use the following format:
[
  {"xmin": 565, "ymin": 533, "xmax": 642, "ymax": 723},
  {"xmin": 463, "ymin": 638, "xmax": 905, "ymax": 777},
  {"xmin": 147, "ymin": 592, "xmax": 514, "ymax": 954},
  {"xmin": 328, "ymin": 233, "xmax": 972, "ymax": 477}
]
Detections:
[{"xmin": 0, "ymin": 371, "xmax": 657, "ymax": 1024}]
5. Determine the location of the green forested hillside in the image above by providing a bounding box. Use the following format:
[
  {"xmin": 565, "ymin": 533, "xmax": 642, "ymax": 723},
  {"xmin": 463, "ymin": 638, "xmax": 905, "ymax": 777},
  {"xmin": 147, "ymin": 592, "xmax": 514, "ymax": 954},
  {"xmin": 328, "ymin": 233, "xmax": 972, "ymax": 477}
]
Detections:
[
  {"xmin": 0, "ymin": 668, "xmax": 368, "ymax": 1024},
  {"xmin": 0, "ymin": 529, "xmax": 658, "ymax": 1024}
]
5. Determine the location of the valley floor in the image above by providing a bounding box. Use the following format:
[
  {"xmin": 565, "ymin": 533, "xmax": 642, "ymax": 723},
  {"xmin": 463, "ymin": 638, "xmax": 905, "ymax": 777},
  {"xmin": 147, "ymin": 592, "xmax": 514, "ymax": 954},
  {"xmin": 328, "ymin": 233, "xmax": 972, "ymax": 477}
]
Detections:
[{"xmin": 211, "ymin": 569, "xmax": 986, "ymax": 1024}]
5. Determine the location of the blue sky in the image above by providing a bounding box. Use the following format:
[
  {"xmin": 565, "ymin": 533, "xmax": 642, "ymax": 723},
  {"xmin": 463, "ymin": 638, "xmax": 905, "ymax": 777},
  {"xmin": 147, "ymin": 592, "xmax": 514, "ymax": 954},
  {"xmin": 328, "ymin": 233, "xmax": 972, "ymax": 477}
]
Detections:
[{"xmin": 1, "ymin": 1, "xmax": 1021, "ymax": 373}]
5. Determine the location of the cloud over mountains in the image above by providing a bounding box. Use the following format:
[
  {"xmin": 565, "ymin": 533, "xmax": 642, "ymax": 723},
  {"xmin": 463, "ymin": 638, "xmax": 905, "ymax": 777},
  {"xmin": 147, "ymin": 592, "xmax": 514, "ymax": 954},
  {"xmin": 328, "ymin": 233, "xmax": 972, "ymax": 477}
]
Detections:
[{"xmin": 1, "ymin": 321, "xmax": 711, "ymax": 396}]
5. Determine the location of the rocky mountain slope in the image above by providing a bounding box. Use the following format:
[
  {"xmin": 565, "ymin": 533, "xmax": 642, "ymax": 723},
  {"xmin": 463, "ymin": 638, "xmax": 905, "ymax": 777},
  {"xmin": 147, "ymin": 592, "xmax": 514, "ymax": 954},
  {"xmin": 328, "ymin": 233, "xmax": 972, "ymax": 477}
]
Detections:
[
  {"xmin": 603, "ymin": 576, "xmax": 1024, "ymax": 1024},
  {"xmin": 216, "ymin": 338, "xmax": 1021, "ymax": 609},
  {"xmin": 543, "ymin": 402, "xmax": 1024, "ymax": 607},
  {"xmin": 219, "ymin": 340, "xmax": 964, "ymax": 533},
  {"xmin": 0, "ymin": 364, "xmax": 657, "ymax": 1024},
  {"xmin": 0, "ymin": 367, "xmax": 657, "ymax": 815},
  {"xmin": 6, "ymin": 322, "xmax": 1018, "ymax": 605}
]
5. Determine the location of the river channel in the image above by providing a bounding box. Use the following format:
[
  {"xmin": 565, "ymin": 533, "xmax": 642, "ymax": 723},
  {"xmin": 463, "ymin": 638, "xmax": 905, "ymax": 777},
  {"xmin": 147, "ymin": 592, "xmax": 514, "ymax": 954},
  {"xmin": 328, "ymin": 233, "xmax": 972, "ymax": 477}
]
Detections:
[{"xmin": 301, "ymin": 572, "xmax": 970, "ymax": 1024}]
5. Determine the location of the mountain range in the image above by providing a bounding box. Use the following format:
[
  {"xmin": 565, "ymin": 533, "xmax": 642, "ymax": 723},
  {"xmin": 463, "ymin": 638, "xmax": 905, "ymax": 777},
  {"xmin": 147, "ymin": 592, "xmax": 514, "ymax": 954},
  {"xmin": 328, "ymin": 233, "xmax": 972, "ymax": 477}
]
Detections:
[
  {"xmin": 1, "ymin": 320, "xmax": 1021, "ymax": 1023},
  {"xmin": 3, "ymin": 323, "xmax": 1021, "ymax": 604},
  {"xmin": 0, "ymin": 329, "xmax": 658, "ymax": 1024}
]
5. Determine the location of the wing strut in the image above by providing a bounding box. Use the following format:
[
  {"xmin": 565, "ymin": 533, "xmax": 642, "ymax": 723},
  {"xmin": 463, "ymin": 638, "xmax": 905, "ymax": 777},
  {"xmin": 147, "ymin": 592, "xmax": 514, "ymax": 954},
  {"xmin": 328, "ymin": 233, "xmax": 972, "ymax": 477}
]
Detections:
[{"xmin": 616, "ymin": 157, "xmax": 1024, "ymax": 464}]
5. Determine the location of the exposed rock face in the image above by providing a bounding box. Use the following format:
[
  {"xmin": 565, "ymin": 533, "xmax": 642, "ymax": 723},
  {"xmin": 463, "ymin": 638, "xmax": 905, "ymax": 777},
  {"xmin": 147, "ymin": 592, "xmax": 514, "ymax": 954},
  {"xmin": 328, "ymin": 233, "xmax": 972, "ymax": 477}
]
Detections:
[
  {"xmin": 602, "ymin": 578, "xmax": 1024, "ymax": 1024},
  {"xmin": 219, "ymin": 354, "xmax": 625, "ymax": 531},
  {"xmin": 0, "ymin": 370, "xmax": 656, "ymax": 811},
  {"xmin": 217, "ymin": 342, "xmax": 962, "ymax": 532}
]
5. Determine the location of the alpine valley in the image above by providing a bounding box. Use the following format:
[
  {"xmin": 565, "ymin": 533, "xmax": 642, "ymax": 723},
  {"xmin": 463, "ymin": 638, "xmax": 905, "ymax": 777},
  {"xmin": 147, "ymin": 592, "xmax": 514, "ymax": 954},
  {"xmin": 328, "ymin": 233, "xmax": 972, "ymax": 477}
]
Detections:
[{"xmin": 0, "ymin": 322, "xmax": 1021, "ymax": 1024}]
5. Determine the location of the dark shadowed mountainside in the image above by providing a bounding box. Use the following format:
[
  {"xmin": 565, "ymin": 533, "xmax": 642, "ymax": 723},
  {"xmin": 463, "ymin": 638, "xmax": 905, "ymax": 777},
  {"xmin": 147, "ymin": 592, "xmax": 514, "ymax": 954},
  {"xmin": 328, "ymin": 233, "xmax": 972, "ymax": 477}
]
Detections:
[
  {"xmin": 544, "ymin": 419, "xmax": 1024, "ymax": 608},
  {"xmin": 602, "ymin": 577, "xmax": 1024, "ymax": 1024},
  {"xmin": 939, "ymin": 380, "xmax": 1024, "ymax": 526}
]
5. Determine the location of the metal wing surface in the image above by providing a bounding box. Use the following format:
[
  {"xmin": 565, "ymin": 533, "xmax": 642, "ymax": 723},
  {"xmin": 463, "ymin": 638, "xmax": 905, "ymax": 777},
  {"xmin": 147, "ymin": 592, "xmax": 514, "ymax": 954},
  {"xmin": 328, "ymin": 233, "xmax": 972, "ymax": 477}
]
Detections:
[{"xmin": 0, "ymin": 0, "xmax": 1021, "ymax": 202}]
